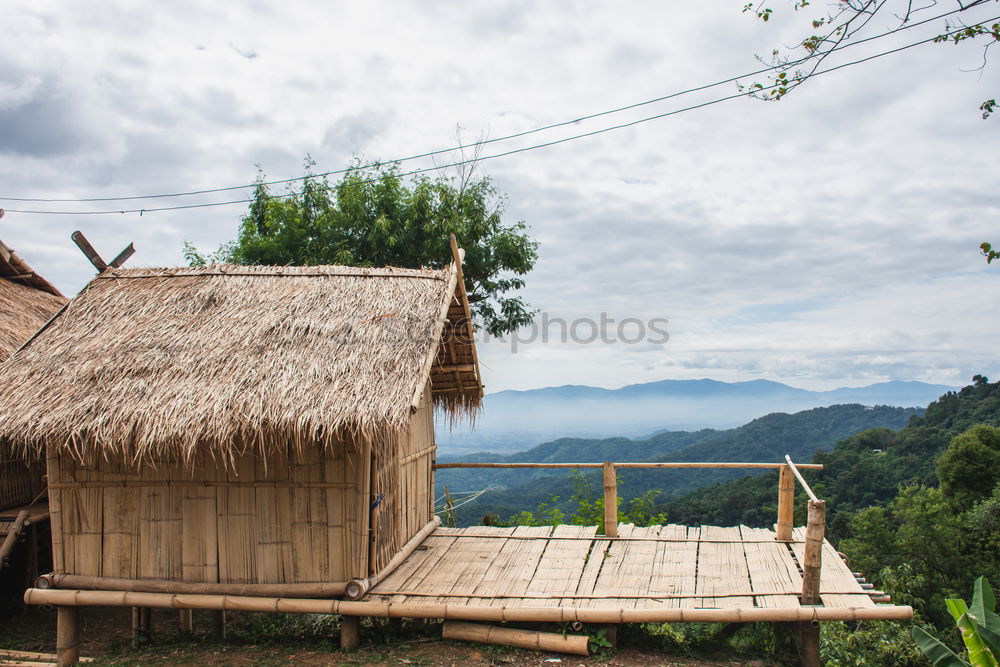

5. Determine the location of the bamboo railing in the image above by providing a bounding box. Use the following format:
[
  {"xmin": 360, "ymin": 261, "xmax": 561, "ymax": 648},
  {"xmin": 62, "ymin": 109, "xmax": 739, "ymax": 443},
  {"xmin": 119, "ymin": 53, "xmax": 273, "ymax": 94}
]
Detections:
[{"xmin": 434, "ymin": 456, "xmax": 826, "ymax": 604}]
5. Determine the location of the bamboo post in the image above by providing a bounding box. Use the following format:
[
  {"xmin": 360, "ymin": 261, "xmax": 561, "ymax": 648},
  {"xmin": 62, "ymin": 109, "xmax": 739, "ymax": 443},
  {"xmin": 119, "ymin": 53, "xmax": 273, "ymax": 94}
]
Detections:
[
  {"xmin": 340, "ymin": 615, "xmax": 361, "ymax": 649},
  {"xmin": 603, "ymin": 462, "xmax": 617, "ymax": 538},
  {"xmin": 775, "ymin": 464, "xmax": 795, "ymax": 541},
  {"xmin": 799, "ymin": 499, "xmax": 825, "ymax": 667},
  {"xmin": 178, "ymin": 609, "xmax": 193, "ymax": 634},
  {"xmin": 800, "ymin": 621, "xmax": 821, "ymax": 667},
  {"xmin": 443, "ymin": 621, "xmax": 589, "ymax": 656},
  {"xmin": 211, "ymin": 610, "xmax": 225, "ymax": 641},
  {"xmin": 800, "ymin": 500, "xmax": 826, "ymax": 605},
  {"xmin": 56, "ymin": 607, "xmax": 79, "ymax": 667},
  {"xmin": 131, "ymin": 608, "xmax": 140, "ymax": 646}
]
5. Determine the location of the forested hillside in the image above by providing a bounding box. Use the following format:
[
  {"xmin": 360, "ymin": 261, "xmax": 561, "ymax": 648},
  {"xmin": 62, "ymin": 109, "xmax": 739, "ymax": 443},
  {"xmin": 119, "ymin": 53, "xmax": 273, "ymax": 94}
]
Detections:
[
  {"xmin": 660, "ymin": 378, "xmax": 1000, "ymax": 634},
  {"xmin": 438, "ymin": 403, "xmax": 919, "ymax": 525},
  {"xmin": 662, "ymin": 378, "xmax": 1000, "ymax": 536}
]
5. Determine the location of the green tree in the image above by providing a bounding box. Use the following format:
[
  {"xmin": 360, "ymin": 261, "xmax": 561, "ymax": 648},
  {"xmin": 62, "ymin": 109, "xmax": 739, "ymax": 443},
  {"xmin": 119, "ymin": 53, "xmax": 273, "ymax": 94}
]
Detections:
[
  {"xmin": 937, "ymin": 425, "xmax": 1000, "ymax": 506},
  {"xmin": 185, "ymin": 160, "xmax": 539, "ymax": 336}
]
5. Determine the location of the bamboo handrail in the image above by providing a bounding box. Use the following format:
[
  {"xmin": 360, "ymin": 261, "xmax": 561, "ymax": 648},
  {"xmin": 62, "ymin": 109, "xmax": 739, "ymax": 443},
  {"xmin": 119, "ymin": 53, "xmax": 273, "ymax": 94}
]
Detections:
[
  {"xmin": 24, "ymin": 588, "xmax": 914, "ymax": 623},
  {"xmin": 0, "ymin": 510, "xmax": 29, "ymax": 564},
  {"xmin": 784, "ymin": 455, "xmax": 820, "ymax": 501},
  {"xmin": 347, "ymin": 516, "xmax": 441, "ymax": 599},
  {"xmin": 434, "ymin": 461, "xmax": 824, "ymax": 470},
  {"xmin": 399, "ymin": 445, "xmax": 438, "ymax": 467},
  {"xmin": 432, "ymin": 533, "xmax": 803, "ymax": 543}
]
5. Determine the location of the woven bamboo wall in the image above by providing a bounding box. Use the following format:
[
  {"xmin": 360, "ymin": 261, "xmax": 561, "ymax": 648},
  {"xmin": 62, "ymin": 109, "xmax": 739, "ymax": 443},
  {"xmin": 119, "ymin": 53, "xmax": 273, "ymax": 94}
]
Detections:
[
  {"xmin": 50, "ymin": 443, "xmax": 370, "ymax": 584},
  {"xmin": 369, "ymin": 381, "xmax": 436, "ymax": 574},
  {"xmin": 401, "ymin": 382, "xmax": 435, "ymax": 540},
  {"xmin": 0, "ymin": 455, "xmax": 44, "ymax": 510}
]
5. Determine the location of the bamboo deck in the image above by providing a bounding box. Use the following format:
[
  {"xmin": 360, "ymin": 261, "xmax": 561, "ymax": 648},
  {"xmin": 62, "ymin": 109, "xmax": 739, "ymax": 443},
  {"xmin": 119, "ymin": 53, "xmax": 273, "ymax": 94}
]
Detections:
[{"xmin": 363, "ymin": 522, "xmax": 897, "ymax": 616}]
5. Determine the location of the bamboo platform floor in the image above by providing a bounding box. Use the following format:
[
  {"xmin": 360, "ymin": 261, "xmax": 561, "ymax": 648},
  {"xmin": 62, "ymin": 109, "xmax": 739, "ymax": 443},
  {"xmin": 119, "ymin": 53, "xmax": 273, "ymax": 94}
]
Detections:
[{"xmin": 365, "ymin": 523, "xmax": 898, "ymax": 616}]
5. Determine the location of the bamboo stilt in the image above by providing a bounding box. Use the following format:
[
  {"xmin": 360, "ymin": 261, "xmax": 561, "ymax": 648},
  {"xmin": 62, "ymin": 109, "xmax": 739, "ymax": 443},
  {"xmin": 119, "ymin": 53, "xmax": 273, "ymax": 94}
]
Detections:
[
  {"xmin": 799, "ymin": 621, "xmax": 820, "ymax": 667},
  {"xmin": 211, "ymin": 610, "xmax": 225, "ymax": 641},
  {"xmin": 56, "ymin": 607, "xmax": 79, "ymax": 667},
  {"xmin": 443, "ymin": 621, "xmax": 589, "ymax": 656},
  {"xmin": 776, "ymin": 464, "xmax": 794, "ymax": 541},
  {"xmin": 131, "ymin": 607, "xmax": 140, "ymax": 645},
  {"xmin": 178, "ymin": 609, "xmax": 193, "ymax": 634},
  {"xmin": 801, "ymin": 500, "xmax": 826, "ymax": 606},
  {"xmin": 340, "ymin": 615, "xmax": 361, "ymax": 649},
  {"xmin": 603, "ymin": 462, "xmax": 617, "ymax": 538}
]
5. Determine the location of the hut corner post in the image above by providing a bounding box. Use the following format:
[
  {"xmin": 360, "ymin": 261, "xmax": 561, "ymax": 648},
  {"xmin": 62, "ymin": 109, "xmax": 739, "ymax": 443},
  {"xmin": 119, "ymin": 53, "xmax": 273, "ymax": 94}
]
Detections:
[
  {"xmin": 56, "ymin": 606, "xmax": 79, "ymax": 667},
  {"xmin": 602, "ymin": 462, "xmax": 617, "ymax": 538},
  {"xmin": 799, "ymin": 499, "xmax": 826, "ymax": 667}
]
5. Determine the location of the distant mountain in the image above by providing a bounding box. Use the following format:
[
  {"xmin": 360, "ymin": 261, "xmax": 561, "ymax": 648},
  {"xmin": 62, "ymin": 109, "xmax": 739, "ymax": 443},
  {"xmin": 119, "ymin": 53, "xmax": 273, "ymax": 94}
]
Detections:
[
  {"xmin": 438, "ymin": 403, "xmax": 921, "ymax": 525},
  {"xmin": 437, "ymin": 378, "xmax": 956, "ymax": 454}
]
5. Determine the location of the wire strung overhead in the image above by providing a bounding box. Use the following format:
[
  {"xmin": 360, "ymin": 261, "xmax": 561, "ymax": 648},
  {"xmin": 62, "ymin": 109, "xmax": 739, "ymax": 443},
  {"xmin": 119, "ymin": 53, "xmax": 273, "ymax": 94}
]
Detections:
[{"xmin": 1, "ymin": 7, "xmax": 994, "ymax": 216}]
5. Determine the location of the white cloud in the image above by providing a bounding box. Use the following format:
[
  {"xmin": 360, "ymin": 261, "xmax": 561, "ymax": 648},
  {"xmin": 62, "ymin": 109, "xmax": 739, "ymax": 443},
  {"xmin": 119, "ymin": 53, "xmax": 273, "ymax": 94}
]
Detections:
[{"xmin": 1, "ymin": 0, "xmax": 997, "ymax": 393}]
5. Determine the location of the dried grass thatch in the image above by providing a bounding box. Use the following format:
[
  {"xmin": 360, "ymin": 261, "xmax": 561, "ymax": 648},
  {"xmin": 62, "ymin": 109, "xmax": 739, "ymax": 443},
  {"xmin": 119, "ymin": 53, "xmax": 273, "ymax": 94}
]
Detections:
[
  {"xmin": 0, "ymin": 239, "xmax": 66, "ymax": 358},
  {"xmin": 0, "ymin": 263, "xmax": 481, "ymax": 466}
]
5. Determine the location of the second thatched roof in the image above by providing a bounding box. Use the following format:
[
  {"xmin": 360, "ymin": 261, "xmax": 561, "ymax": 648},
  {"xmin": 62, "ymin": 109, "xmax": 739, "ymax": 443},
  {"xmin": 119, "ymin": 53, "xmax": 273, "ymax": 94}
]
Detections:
[
  {"xmin": 0, "ymin": 262, "xmax": 481, "ymax": 464},
  {"xmin": 0, "ymin": 239, "xmax": 66, "ymax": 358}
]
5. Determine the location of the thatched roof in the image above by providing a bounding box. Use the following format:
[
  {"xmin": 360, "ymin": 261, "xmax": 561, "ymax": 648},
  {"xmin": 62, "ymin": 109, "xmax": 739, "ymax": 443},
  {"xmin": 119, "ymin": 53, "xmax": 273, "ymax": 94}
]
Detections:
[
  {"xmin": 0, "ymin": 263, "xmax": 482, "ymax": 464},
  {"xmin": 0, "ymin": 239, "xmax": 66, "ymax": 358}
]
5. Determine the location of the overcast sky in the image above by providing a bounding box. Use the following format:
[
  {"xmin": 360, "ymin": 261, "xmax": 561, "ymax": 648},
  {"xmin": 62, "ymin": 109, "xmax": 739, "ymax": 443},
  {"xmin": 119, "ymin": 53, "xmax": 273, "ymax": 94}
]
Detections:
[{"xmin": 2, "ymin": 1, "xmax": 998, "ymax": 393}]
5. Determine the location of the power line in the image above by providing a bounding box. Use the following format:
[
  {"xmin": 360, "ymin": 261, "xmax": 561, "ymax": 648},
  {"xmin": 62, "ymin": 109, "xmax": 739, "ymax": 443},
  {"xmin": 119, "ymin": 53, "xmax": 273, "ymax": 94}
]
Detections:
[
  {"xmin": 4, "ymin": 15, "xmax": 997, "ymax": 217},
  {"xmin": 0, "ymin": 4, "xmax": 981, "ymax": 206}
]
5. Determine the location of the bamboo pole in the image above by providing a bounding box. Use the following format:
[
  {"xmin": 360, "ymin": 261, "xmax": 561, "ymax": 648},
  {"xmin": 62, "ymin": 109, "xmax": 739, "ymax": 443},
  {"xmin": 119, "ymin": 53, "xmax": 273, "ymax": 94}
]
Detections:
[
  {"xmin": 24, "ymin": 588, "xmax": 914, "ymax": 623},
  {"xmin": 178, "ymin": 609, "xmax": 193, "ymax": 634},
  {"xmin": 35, "ymin": 573, "xmax": 349, "ymax": 598},
  {"xmin": 434, "ymin": 462, "xmax": 823, "ymax": 470},
  {"xmin": 784, "ymin": 455, "xmax": 820, "ymax": 501},
  {"xmin": 368, "ymin": 449, "xmax": 378, "ymax": 577},
  {"xmin": 399, "ymin": 445, "xmax": 438, "ymax": 467},
  {"xmin": 443, "ymin": 621, "xmax": 589, "ymax": 656},
  {"xmin": 346, "ymin": 516, "xmax": 441, "ymax": 599},
  {"xmin": 775, "ymin": 464, "xmax": 795, "ymax": 542},
  {"xmin": 800, "ymin": 621, "xmax": 820, "ymax": 667},
  {"xmin": 0, "ymin": 649, "xmax": 93, "ymax": 663},
  {"xmin": 47, "ymin": 449, "xmax": 65, "ymax": 573},
  {"xmin": 211, "ymin": 610, "xmax": 225, "ymax": 641},
  {"xmin": 24, "ymin": 511, "xmax": 49, "ymax": 527},
  {"xmin": 801, "ymin": 500, "xmax": 826, "ymax": 606},
  {"xmin": 56, "ymin": 606, "xmax": 79, "ymax": 667},
  {"xmin": 448, "ymin": 236, "xmax": 483, "ymax": 397},
  {"xmin": 0, "ymin": 509, "xmax": 29, "ymax": 565},
  {"xmin": 602, "ymin": 463, "xmax": 617, "ymax": 538},
  {"xmin": 409, "ymin": 259, "xmax": 461, "ymax": 412}
]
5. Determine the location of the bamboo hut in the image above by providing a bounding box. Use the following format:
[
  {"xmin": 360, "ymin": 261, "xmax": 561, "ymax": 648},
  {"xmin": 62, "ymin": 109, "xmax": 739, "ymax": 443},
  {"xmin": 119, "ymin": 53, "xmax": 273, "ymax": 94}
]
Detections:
[
  {"xmin": 0, "ymin": 239, "xmax": 65, "ymax": 513},
  {"xmin": 0, "ymin": 254, "xmax": 481, "ymax": 596}
]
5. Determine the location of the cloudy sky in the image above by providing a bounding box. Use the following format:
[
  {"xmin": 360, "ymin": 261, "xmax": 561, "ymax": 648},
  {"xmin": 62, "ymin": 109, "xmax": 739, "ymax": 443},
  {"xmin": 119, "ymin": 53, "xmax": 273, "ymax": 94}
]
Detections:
[{"xmin": 2, "ymin": 1, "xmax": 998, "ymax": 393}]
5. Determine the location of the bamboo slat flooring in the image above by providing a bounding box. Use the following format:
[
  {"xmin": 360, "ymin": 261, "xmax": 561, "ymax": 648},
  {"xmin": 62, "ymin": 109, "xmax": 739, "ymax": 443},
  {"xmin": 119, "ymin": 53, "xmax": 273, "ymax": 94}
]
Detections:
[{"xmin": 365, "ymin": 522, "xmax": 900, "ymax": 617}]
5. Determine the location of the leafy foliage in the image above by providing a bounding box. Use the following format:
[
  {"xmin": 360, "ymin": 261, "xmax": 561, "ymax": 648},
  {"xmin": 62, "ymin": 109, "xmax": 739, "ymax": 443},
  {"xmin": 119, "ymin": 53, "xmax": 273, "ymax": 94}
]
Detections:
[
  {"xmin": 741, "ymin": 1, "xmax": 999, "ymax": 116},
  {"xmin": 185, "ymin": 159, "xmax": 538, "ymax": 336},
  {"xmin": 912, "ymin": 577, "xmax": 1000, "ymax": 667}
]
